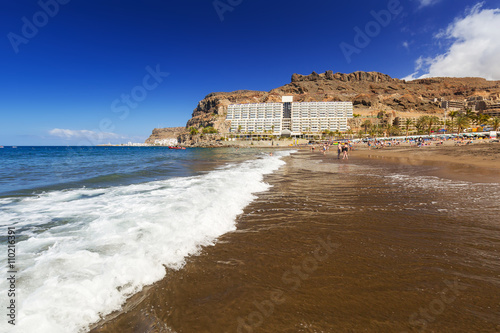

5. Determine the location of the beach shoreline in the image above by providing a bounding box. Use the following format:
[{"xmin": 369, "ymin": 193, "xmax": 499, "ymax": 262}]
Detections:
[{"xmin": 90, "ymin": 146, "xmax": 500, "ymax": 333}]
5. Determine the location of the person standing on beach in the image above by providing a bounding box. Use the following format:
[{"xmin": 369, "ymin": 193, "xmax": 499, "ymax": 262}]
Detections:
[
  {"xmin": 337, "ymin": 143, "xmax": 342, "ymax": 159},
  {"xmin": 342, "ymin": 143, "xmax": 349, "ymax": 160}
]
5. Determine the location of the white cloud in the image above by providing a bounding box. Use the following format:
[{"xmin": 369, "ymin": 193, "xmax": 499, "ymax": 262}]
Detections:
[
  {"xmin": 418, "ymin": 0, "xmax": 441, "ymax": 8},
  {"xmin": 49, "ymin": 128, "xmax": 126, "ymax": 144},
  {"xmin": 405, "ymin": 3, "xmax": 500, "ymax": 80},
  {"xmin": 402, "ymin": 72, "xmax": 418, "ymax": 81},
  {"xmin": 403, "ymin": 56, "xmax": 431, "ymax": 80}
]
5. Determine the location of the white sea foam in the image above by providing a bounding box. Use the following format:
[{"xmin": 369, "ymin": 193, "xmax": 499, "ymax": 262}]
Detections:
[{"xmin": 0, "ymin": 151, "xmax": 291, "ymax": 333}]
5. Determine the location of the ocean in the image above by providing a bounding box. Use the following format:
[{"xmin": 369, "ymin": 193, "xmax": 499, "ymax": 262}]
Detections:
[{"xmin": 0, "ymin": 146, "xmax": 290, "ymax": 333}]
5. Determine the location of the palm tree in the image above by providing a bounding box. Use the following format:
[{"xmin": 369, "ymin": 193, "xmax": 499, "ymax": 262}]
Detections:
[
  {"xmin": 464, "ymin": 108, "xmax": 475, "ymax": 120},
  {"xmin": 377, "ymin": 125, "xmax": 385, "ymax": 137},
  {"xmin": 380, "ymin": 123, "xmax": 390, "ymax": 137},
  {"xmin": 371, "ymin": 124, "xmax": 384, "ymax": 137},
  {"xmin": 382, "ymin": 123, "xmax": 393, "ymax": 136},
  {"xmin": 427, "ymin": 116, "xmax": 440, "ymax": 135},
  {"xmin": 490, "ymin": 117, "xmax": 500, "ymax": 131},
  {"xmin": 404, "ymin": 119, "xmax": 413, "ymax": 137},
  {"xmin": 333, "ymin": 129, "xmax": 341, "ymax": 139},
  {"xmin": 469, "ymin": 113, "xmax": 479, "ymax": 128},
  {"xmin": 455, "ymin": 115, "xmax": 470, "ymax": 134},
  {"xmin": 362, "ymin": 120, "xmax": 372, "ymax": 133},
  {"xmin": 447, "ymin": 111, "xmax": 459, "ymax": 133},
  {"xmin": 444, "ymin": 120, "xmax": 453, "ymax": 133},
  {"xmin": 322, "ymin": 129, "xmax": 331, "ymax": 140},
  {"xmin": 415, "ymin": 116, "xmax": 428, "ymax": 135},
  {"xmin": 477, "ymin": 114, "xmax": 490, "ymax": 129},
  {"xmin": 468, "ymin": 113, "xmax": 489, "ymax": 131},
  {"xmin": 389, "ymin": 125, "xmax": 401, "ymax": 137}
]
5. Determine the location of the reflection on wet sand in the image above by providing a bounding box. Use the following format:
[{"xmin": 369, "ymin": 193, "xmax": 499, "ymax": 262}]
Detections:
[{"xmin": 91, "ymin": 151, "xmax": 500, "ymax": 333}]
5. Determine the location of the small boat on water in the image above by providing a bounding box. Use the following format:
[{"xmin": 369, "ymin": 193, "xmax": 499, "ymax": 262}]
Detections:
[{"xmin": 168, "ymin": 146, "xmax": 186, "ymax": 150}]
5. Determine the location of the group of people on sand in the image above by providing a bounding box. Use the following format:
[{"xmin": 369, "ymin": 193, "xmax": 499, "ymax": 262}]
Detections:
[
  {"xmin": 366, "ymin": 136, "xmax": 484, "ymax": 148},
  {"xmin": 311, "ymin": 142, "xmax": 351, "ymax": 160},
  {"xmin": 367, "ymin": 140, "xmax": 404, "ymax": 149},
  {"xmin": 454, "ymin": 138, "xmax": 473, "ymax": 146},
  {"xmin": 338, "ymin": 143, "xmax": 350, "ymax": 160}
]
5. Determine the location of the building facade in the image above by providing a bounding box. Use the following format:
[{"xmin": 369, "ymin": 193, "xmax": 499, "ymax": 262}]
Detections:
[
  {"xmin": 482, "ymin": 103, "xmax": 500, "ymax": 117},
  {"xmin": 440, "ymin": 100, "xmax": 465, "ymax": 111},
  {"xmin": 226, "ymin": 96, "xmax": 353, "ymax": 136}
]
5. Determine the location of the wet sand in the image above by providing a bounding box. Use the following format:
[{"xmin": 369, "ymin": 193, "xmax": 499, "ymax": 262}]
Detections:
[{"xmin": 91, "ymin": 148, "xmax": 500, "ymax": 333}]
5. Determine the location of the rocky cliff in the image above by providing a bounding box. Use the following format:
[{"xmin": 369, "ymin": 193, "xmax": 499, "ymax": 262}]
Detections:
[
  {"xmin": 145, "ymin": 70, "xmax": 500, "ymax": 144},
  {"xmin": 186, "ymin": 71, "xmax": 500, "ymax": 130},
  {"xmin": 291, "ymin": 70, "xmax": 396, "ymax": 83},
  {"xmin": 145, "ymin": 127, "xmax": 186, "ymax": 144}
]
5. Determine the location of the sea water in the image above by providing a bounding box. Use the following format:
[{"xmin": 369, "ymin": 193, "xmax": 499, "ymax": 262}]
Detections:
[{"xmin": 0, "ymin": 146, "xmax": 290, "ymax": 333}]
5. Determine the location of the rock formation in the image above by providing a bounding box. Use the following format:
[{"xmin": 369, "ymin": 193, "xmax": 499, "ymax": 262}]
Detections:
[{"xmin": 145, "ymin": 127, "xmax": 186, "ymax": 144}]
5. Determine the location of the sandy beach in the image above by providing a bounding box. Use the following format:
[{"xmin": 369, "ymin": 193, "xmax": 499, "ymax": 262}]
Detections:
[
  {"xmin": 91, "ymin": 144, "xmax": 500, "ymax": 333},
  {"xmin": 352, "ymin": 141, "xmax": 500, "ymax": 172}
]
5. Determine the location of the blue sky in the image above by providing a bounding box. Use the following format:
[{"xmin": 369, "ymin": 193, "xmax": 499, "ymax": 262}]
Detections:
[{"xmin": 1, "ymin": 0, "xmax": 500, "ymax": 145}]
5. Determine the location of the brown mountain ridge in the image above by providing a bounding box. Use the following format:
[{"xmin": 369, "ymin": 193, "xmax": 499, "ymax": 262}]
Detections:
[{"xmin": 146, "ymin": 70, "xmax": 500, "ymax": 143}]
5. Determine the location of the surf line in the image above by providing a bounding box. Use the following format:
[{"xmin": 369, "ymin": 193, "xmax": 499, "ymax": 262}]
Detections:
[{"xmin": 6, "ymin": 226, "xmax": 17, "ymax": 326}]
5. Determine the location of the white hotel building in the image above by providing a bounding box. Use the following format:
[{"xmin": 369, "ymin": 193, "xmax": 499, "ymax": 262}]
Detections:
[{"xmin": 226, "ymin": 96, "xmax": 353, "ymax": 136}]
